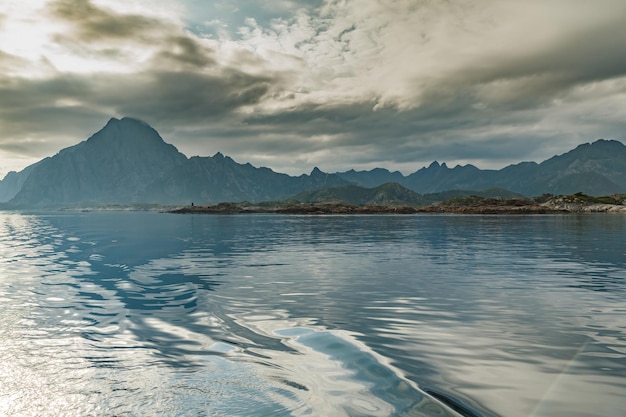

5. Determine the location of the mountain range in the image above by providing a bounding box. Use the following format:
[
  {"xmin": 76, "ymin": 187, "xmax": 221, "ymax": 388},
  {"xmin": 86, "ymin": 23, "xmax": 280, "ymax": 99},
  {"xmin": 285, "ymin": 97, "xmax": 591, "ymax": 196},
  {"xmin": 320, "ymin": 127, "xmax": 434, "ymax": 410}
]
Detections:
[
  {"xmin": 0, "ymin": 117, "xmax": 625, "ymax": 208},
  {"xmin": 0, "ymin": 118, "xmax": 348, "ymax": 208},
  {"xmin": 338, "ymin": 140, "xmax": 626, "ymax": 196}
]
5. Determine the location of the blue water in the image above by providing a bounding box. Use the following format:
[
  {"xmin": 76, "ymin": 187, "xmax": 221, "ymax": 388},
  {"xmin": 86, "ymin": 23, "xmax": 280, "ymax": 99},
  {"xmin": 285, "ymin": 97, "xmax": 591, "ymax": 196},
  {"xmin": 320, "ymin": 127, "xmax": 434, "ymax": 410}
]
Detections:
[{"xmin": 0, "ymin": 212, "xmax": 625, "ymax": 417}]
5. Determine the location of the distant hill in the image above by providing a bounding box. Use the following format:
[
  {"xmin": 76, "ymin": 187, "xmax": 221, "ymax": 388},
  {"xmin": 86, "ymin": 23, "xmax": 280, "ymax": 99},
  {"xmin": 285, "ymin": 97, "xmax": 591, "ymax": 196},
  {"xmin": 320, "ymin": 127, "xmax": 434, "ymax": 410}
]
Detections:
[
  {"xmin": 0, "ymin": 117, "xmax": 624, "ymax": 208},
  {"xmin": 290, "ymin": 183, "xmax": 523, "ymax": 206},
  {"xmin": 290, "ymin": 183, "xmax": 428, "ymax": 206},
  {"xmin": 337, "ymin": 139, "xmax": 626, "ymax": 196}
]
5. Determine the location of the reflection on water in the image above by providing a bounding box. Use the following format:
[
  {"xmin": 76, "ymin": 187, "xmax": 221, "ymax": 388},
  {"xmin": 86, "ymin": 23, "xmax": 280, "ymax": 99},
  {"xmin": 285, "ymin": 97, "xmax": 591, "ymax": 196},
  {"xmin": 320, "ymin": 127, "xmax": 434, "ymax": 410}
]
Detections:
[{"xmin": 0, "ymin": 212, "xmax": 625, "ymax": 417}]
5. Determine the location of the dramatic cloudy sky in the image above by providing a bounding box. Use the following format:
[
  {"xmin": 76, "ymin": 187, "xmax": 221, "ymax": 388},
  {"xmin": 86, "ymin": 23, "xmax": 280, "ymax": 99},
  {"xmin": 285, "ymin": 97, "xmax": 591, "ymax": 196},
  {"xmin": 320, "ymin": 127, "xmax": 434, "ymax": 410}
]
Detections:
[{"xmin": 1, "ymin": 0, "xmax": 626, "ymax": 177}]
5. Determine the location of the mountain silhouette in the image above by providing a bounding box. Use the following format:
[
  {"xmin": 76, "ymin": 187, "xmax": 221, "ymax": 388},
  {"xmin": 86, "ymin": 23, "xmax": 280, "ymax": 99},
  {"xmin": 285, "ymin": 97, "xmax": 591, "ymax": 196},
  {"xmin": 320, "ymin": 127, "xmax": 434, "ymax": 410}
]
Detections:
[
  {"xmin": 0, "ymin": 117, "xmax": 624, "ymax": 208},
  {"xmin": 337, "ymin": 139, "xmax": 626, "ymax": 196},
  {"xmin": 1, "ymin": 117, "xmax": 349, "ymax": 207}
]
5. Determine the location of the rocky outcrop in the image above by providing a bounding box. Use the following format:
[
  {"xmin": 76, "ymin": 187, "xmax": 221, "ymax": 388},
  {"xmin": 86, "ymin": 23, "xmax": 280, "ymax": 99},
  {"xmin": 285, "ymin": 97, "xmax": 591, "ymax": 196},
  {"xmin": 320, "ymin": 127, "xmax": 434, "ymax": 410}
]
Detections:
[
  {"xmin": 170, "ymin": 202, "xmax": 424, "ymax": 215},
  {"xmin": 169, "ymin": 193, "xmax": 626, "ymax": 215},
  {"xmin": 541, "ymin": 194, "xmax": 626, "ymax": 212}
]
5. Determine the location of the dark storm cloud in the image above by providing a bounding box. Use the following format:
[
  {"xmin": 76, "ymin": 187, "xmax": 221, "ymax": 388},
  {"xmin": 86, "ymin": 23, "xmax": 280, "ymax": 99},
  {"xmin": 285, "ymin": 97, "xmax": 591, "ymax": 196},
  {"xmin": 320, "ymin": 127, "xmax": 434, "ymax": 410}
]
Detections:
[
  {"xmin": 0, "ymin": 72, "xmax": 107, "ymax": 157},
  {"xmin": 242, "ymin": 97, "xmax": 492, "ymax": 149},
  {"xmin": 0, "ymin": 67, "xmax": 276, "ymax": 142},
  {"xmin": 518, "ymin": 17, "xmax": 626, "ymax": 84},
  {"xmin": 204, "ymin": 100, "xmax": 476, "ymax": 169},
  {"xmin": 0, "ymin": 107, "xmax": 106, "ymax": 158},
  {"xmin": 243, "ymin": 105, "xmax": 450, "ymax": 151},
  {"xmin": 98, "ymin": 71, "xmax": 274, "ymax": 123},
  {"xmin": 236, "ymin": 81, "xmax": 626, "ymax": 172}
]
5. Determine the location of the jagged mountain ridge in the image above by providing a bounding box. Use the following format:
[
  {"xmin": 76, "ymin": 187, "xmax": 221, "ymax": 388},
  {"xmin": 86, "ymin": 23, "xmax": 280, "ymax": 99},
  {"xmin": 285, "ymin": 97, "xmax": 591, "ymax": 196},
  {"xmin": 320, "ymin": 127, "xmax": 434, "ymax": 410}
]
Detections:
[
  {"xmin": 7, "ymin": 118, "xmax": 188, "ymax": 206},
  {"xmin": 336, "ymin": 139, "xmax": 626, "ymax": 196},
  {"xmin": 1, "ymin": 117, "xmax": 350, "ymax": 207},
  {"xmin": 0, "ymin": 117, "xmax": 624, "ymax": 208}
]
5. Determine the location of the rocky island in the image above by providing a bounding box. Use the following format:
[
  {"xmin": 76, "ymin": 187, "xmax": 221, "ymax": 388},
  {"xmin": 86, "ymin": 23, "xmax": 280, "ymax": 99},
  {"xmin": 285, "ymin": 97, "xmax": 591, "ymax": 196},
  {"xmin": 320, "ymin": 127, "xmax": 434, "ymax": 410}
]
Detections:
[{"xmin": 169, "ymin": 193, "xmax": 626, "ymax": 215}]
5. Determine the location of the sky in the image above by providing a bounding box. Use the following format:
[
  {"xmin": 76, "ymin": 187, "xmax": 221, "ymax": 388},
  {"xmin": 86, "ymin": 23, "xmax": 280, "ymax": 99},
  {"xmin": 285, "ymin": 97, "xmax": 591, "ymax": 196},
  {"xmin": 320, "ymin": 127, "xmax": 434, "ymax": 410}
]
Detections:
[{"xmin": 1, "ymin": 0, "xmax": 626, "ymax": 177}]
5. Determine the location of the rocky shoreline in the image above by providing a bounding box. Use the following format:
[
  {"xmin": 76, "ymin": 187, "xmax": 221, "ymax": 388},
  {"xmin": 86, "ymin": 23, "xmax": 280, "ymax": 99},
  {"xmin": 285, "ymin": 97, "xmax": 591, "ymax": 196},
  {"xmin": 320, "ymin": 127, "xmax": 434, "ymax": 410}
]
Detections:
[{"xmin": 169, "ymin": 195, "xmax": 626, "ymax": 215}]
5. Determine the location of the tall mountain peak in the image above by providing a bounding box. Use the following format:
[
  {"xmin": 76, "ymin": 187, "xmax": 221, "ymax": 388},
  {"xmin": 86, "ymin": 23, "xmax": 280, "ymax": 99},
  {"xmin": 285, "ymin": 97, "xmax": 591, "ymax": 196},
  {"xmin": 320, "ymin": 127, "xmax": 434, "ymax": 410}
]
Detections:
[
  {"xmin": 2, "ymin": 117, "xmax": 625, "ymax": 207},
  {"xmin": 590, "ymin": 138, "xmax": 625, "ymax": 148},
  {"xmin": 87, "ymin": 116, "xmax": 165, "ymax": 146},
  {"xmin": 8, "ymin": 117, "xmax": 188, "ymax": 206},
  {"xmin": 1, "ymin": 117, "xmax": 352, "ymax": 207}
]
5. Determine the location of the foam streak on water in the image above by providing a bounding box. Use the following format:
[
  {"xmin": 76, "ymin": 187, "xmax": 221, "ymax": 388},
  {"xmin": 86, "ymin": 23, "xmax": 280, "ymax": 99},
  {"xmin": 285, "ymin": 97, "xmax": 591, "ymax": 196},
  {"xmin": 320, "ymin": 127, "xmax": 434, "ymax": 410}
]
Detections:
[{"xmin": 0, "ymin": 212, "xmax": 625, "ymax": 417}]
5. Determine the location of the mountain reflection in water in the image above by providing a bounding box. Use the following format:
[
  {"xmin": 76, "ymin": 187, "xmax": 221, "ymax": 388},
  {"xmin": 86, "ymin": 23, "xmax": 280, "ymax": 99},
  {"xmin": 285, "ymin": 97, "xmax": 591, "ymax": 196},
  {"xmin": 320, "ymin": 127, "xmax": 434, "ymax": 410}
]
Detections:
[{"xmin": 0, "ymin": 212, "xmax": 624, "ymax": 417}]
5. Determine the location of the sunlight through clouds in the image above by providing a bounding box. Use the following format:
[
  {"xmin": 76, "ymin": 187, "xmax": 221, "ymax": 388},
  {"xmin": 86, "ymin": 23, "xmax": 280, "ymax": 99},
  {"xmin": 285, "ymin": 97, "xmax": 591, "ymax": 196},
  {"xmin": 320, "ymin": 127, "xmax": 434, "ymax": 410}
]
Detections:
[{"xmin": 1, "ymin": 0, "xmax": 626, "ymax": 177}]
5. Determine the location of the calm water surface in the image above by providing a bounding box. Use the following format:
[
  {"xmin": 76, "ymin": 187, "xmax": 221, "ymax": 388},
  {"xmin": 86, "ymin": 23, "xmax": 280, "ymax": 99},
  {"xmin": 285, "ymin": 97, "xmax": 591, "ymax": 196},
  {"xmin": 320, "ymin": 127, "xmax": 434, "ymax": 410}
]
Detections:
[{"xmin": 0, "ymin": 212, "xmax": 624, "ymax": 417}]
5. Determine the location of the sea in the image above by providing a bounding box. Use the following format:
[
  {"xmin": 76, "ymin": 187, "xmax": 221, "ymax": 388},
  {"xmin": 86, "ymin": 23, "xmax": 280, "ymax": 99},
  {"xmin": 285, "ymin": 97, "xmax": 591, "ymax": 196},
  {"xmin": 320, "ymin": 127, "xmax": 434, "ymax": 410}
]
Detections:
[{"xmin": 0, "ymin": 211, "xmax": 624, "ymax": 417}]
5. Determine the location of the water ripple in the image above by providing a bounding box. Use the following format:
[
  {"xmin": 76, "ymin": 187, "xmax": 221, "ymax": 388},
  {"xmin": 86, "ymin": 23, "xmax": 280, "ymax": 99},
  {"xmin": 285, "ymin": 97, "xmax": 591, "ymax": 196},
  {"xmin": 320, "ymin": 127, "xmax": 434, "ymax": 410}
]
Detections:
[{"xmin": 1, "ymin": 212, "xmax": 625, "ymax": 416}]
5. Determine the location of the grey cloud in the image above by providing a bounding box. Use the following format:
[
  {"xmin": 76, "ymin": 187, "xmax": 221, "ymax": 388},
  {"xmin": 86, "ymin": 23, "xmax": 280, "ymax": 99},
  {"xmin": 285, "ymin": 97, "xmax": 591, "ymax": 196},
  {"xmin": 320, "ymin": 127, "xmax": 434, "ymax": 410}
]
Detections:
[
  {"xmin": 49, "ymin": 0, "xmax": 164, "ymax": 42},
  {"xmin": 222, "ymin": 101, "xmax": 479, "ymax": 160},
  {"xmin": 4, "ymin": 0, "xmax": 626, "ymax": 176},
  {"xmin": 512, "ymin": 16, "xmax": 626, "ymax": 85},
  {"xmin": 0, "ymin": 49, "xmax": 29, "ymax": 72},
  {"xmin": 2, "ymin": 64, "xmax": 624, "ymax": 175},
  {"xmin": 243, "ymin": 99, "xmax": 484, "ymax": 144},
  {"xmin": 0, "ymin": 73, "xmax": 98, "ymax": 135},
  {"xmin": 233, "ymin": 86, "xmax": 626, "ymax": 172},
  {"xmin": 422, "ymin": 15, "xmax": 626, "ymax": 111},
  {"xmin": 0, "ymin": 102, "xmax": 106, "ymax": 158},
  {"xmin": 153, "ymin": 36, "xmax": 216, "ymax": 69},
  {"xmin": 49, "ymin": 0, "xmax": 217, "ymax": 71},
  {"xmin": 0, "ymin": 66, "xmax": 279, "ymax": 156},
  {"xmin": 0, "ymin": 0, "xmax": 290, "ymax": 162},
  {"xmin": 0, "ymin": 74, "xmax": 89, "ymax": 113},
  {"xmin": 33, "ymin": 0, "xmax": 282, "ymax": 120},
  {"xmin": 102, "ymin": 70, "xmax": 275, "ymax": 123}
]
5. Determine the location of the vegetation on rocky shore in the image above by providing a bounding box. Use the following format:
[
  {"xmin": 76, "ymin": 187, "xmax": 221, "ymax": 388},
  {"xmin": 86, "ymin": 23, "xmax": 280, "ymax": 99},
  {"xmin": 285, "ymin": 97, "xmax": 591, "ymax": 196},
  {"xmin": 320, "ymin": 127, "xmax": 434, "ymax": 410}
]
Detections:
[{"xmin": 169, "ymin": 193, "xmax": 626, "ymax": 215}]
